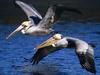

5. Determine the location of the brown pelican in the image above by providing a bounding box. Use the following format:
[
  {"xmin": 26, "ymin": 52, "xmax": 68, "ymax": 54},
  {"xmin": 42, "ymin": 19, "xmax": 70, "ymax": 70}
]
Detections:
[
  {"xmin": 6, "ymin": 0, "xmax": 82, "ymax": 39},
  {"xmin": 31, "ymin": 34, "xmax": 96, "ymax": 73}
]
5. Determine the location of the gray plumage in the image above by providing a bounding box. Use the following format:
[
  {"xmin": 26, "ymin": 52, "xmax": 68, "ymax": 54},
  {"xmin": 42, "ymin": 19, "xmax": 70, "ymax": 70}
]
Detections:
[
  {"xmin": 31, "ymin": 35, "xmax": 96, "ymax": 73},
  {"xmin": 15, "ymin": 0, "xmax": 42, "ymax": 23}
]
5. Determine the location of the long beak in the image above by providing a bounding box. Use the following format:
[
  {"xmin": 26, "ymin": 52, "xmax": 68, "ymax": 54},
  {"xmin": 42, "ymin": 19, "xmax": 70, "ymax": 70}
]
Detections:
[
  {"xmin": 36, "ymin": 37, "xmax": 59, "ymax": 49},
  {"xmin": 6, "ymin": 25, "xmax": 24, "ymax": 40}
]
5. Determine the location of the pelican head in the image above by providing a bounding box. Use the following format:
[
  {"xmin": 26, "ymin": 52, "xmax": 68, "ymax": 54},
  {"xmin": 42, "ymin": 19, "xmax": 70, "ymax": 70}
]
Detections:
[
  {"xmin": 21, "ymin": 21, "xmax": 31, "ymax": 27},
  {"xmin": 6, "ymin": 20, "xmax": 31, "ymax": 39},
  {"xmin": 53, "ymin": 34, "xmax": 63, "ymax": 40}
]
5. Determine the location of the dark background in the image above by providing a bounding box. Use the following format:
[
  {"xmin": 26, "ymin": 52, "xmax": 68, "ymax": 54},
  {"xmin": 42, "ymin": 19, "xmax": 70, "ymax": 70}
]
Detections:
[{"xmin": 0, "ymin": 0, "xmax": 100, "ymax": 24}]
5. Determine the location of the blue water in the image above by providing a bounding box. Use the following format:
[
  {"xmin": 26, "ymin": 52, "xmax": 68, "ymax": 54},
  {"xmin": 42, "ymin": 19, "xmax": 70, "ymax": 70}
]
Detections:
[{"xmin": 0, "ymin": 22, "xmax": 100, "ymax": 75}]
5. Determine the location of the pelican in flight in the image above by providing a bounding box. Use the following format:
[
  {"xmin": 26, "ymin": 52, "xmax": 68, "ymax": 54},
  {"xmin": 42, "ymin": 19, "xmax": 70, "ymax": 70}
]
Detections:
[
  {"xmin": 6, "ymin": 0, "xmax": 82, "ymax": 39},
  {"xmin": 31, "ymin": 34, "xmax": 96, "ymax": 73}
]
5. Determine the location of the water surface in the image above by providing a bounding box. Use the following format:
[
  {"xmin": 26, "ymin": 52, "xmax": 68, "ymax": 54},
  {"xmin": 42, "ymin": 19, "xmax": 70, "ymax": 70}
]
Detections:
[{"xmin": 0, "ymin": 22, "xmax": 100, "ymax": 75}]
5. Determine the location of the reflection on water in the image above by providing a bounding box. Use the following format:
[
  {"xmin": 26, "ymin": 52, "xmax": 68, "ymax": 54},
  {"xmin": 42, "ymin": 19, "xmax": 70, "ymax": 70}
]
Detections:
[
  {"xmin": 0, "ymin": 22, "xmax": 100, "ymax": 75},
  {"xmin": 19, "ymin": 63, "xmax": 61, "ymax": 75}
]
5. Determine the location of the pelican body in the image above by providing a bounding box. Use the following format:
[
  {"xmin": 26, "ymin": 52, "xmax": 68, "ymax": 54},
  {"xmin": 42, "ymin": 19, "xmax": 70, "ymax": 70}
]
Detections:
[
  {"xmin": 31, "ymin": 34, "xmax": 96, "ymax": 73},
  {"xmin": 6, "ymin": 0, "xmax": 82, "ymax": 39},
  {"xmin": 20, "ymin": 23, "xmax": 53, "ymax": 36}
]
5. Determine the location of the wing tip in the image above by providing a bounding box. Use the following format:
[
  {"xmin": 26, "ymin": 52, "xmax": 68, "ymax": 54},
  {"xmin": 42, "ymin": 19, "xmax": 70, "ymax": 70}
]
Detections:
[
  {"xmin": 82, "ymin": 62, "xmax": 96, "ymax": 74},
  {"xmin": 30, "ymin": 56, "xmax": 38, "ymax": 65},
  {"xmin": 30, "ymin": 49, "xmax": 43, "ymax": 65},
  {"xmin": 87, "ymin": 68, "xmax": 96, "ymax": 74},
  {"xmin": 14, "ymin": 0, "xmax": 20, "ymax": 7}
]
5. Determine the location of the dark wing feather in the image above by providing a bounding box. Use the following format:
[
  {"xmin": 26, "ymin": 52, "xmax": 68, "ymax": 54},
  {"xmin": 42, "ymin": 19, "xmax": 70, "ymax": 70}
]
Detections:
[
  {"xmin": 63, "ymin": 7, "xmax": 82, "ymax": 15},
  {"xmin": 31, "ymin": 45, "xmax": 61, "ymax": 64},
  {"xmin": 76, "ymin": 45, "xmax": 96, "ymax": 73},
  {"xmin": 51, "ymin": 4, "xmax": 82, "ymax": 22},
  {"xmin": 30, "ymin": 16, "xmax": 41, "ymax": 24}
]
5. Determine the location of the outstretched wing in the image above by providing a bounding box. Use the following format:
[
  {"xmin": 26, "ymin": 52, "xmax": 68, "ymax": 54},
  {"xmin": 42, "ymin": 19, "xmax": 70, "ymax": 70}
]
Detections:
[
  {"xmin": 37, "ymin": 6, "xmax": 55, "ymax": 29},
  {"xmin": 38, "ymin": 4, "xmax": 82, "ymax": 29},
  {"xmin": 31, "ymin": 37, "xmax": 68, "ymax": 64},
  {"xmin": 31, "ymin": 37, "xmax": 59, "ymax": 64},
  {"xmin": 15, "ymin": 0, "xmax": 42, "ymax": 24},
  {"xmin": 31, "ymin": 45, "xmax": 61, "ymax": 64},
  {"xmin": 76, "ymin": 45, "xmax": 96, "ymax": 73}
]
